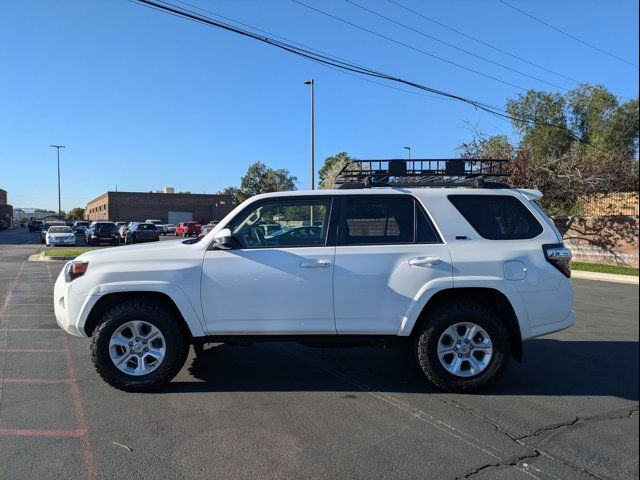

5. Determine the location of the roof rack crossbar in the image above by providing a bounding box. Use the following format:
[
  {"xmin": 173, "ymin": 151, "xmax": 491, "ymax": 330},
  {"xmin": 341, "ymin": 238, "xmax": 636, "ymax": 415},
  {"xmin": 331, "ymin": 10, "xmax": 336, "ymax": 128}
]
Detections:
[{"xmin": 334, "ymin": 158, "xmax": 511, "ymax": 189}]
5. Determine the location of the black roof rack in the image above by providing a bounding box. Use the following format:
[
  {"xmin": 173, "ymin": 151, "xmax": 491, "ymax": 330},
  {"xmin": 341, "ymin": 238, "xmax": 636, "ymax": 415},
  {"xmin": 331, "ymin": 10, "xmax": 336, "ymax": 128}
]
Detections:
[{"xmin": 334, "ymin": 159, "xmax": 511, "ymax": 189}]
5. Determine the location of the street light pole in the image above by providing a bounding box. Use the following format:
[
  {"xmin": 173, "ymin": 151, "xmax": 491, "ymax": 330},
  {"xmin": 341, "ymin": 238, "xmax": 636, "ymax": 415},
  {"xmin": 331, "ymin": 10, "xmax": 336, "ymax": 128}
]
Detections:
[
  {"xmin": 50, "ymin": 145, "xmax": 66, "ymax": 217},
  {"xmin": 404, "ymin": 146, "xmax": 412, "ymax": 171},
  {"xmin": 305, "ymin": 79, "xmax": 315, "ymax": 190}
]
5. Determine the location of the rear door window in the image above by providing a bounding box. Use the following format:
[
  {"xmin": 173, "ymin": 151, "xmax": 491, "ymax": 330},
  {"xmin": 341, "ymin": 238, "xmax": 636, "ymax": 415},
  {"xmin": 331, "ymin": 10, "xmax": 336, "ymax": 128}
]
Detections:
[
  {"xmin": 339, "ymin": 196, "xmax": 440, "ymax": 245},
  {"xmin": 448, "ymin": 195, "xmax": 543, "ymax": 240}
]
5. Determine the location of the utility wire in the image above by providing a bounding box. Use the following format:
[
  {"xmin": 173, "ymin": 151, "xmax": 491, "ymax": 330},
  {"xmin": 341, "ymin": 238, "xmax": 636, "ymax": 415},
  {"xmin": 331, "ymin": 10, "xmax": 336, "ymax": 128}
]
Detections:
[
  {"xmin": 168, "ymin": 0, "xmax": 500, "ymax": 107},
  {"xmin": 130, "ymin": 0, "xmax": 611, "ymax": 153},
  {"xmin": 170, "ymin": 0, "xmax": 370, "ymax": 70},
  {"xmin": 343, "ymin": 0, "xmax": 569, "ymax": 91},
  {"xmin": 385, "ymin": 0, "xmax": 581, "ymax": 83},
  {"xmin": 290, "ymin": 0, "xmax": 529, "ymax": 92},
  {"xmin": 498, "ymin": 0, "xmax": 638, "ymax": 67}
]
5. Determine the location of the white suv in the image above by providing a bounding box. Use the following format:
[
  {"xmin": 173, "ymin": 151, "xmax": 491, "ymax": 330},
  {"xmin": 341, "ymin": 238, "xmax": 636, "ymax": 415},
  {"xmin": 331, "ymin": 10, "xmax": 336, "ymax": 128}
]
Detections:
[{"xmin": 54, "ymin": 187, "xmax": 574, "ymax": 392}]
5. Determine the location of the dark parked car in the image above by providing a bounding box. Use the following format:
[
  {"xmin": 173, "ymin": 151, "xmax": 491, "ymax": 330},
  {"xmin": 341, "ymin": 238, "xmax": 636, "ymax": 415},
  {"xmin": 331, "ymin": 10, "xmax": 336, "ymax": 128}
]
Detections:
[
  {"xmin": 40, "ymin": 221, "xmax": 67, "ymax": 243},
  {"xmin": 85, "ymin": 222, "xmax": 119, "ymax": 246},
  {"xmin": 0, "ymin": 220, "xmax": 8, "ymax": 231},
  {"xmin": 28, "ymin": 220, "xmax": 44, "ymax": 232},
  {"xmin": 72, "ymin": 220, "xmax": 91, "ymax": 235},
  {"xmin": 124, "ymin": 222, "xmax": 160, "ymax": 244}
]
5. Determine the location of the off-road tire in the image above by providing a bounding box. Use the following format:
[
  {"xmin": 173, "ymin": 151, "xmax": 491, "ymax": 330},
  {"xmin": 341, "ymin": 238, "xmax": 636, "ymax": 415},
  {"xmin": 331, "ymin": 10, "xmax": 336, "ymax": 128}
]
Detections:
[
  {"xmin": 90, "ymin": 299, "xmax": 190, "ymax": 392},
  {"xmin": 414, "ymin": 301, "xmax": 510, "ymax": 393}
]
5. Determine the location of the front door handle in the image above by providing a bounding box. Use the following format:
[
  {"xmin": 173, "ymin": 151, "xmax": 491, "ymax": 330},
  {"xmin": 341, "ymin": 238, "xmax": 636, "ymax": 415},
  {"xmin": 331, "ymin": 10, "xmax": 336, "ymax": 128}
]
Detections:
[
  {"xmin": 300, "ymin": 259, "xmax": 332, "ymax": 268},
  {"xmin": 409, "ymin": 256, "xmax": 441, "ymax": 267}
]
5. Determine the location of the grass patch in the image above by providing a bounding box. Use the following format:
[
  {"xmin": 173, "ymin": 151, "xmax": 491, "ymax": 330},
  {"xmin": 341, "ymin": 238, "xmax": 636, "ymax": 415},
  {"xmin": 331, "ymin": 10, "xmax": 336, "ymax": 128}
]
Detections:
[
  {"xmin": 43, "ymin": 247, "xmax": 97, "ymax": 258},
  {"xmin": 571, "ymin": 262, "xmax": 639, "ymax": 276}
]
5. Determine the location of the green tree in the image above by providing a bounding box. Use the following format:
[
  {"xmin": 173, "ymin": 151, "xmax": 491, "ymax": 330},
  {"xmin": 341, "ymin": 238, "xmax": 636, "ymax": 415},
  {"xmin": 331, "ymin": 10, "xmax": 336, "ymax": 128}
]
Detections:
[
  {"xmin": 65, "ymin": 208, "xmax": 85, "ymax": 221},
  {"xmin": 471, "ymin": 83, "xmax": 640, "ymax": 215},
  {"xmin": 457, "ymin": 131, "xmax": 516, "ymax": 160},
  {"xmin": 318, "ymin": 152, "xmax": 353, "ymax": 189},
  {"xmin": 218, "ymin": 186, "xmax": 240, "ymax": 204},
  {"xmin": 237, "ymin": 162, "xmax": 297, "ymax": 202},
  {"xmin": 506, "ymin": 90, "xmax": 573, "ymax": 159}
]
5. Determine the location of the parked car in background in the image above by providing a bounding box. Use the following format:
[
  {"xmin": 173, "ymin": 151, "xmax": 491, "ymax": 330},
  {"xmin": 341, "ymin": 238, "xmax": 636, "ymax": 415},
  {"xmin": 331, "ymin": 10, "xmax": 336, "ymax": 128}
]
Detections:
[
  {"xmin": 72, "ymin": 221, "xmax": 91, "ymax": 235},
  {"xmin": 198, "ymin": 223, "xmax": 217, "ymax": 238},
  {"xmin": 115, "ymin": 221, "xmax": 127, "ymax": 229},
  {"xmin": 40, "ymin": 221, "xmax": 67, "ymax": 243},
  {"xmin": 0, "ymin": 220, "xmax": 8, "ymax": 231},
  {"xmin": 163, "ymin": 224, "xmax": 176, "ymax": 235},
  {"xmin": 85, "ymin": 222, "xmax": 120, "ymax": 246},
  {"xmin": 125, "ymin": 222, "xmax": 160, "ymax": 244},
  {"xmin": 118, "ymin": 224, "xmax": 130, "ymax": 241},
  {"xmin": 175, "ymin": 221, "xmax": 200, "ymax": 237},
  {"xmin": 45, "ymin": 226, "xmax": 76, "ymax": 246},
  {"xmin": 145, "ymin": 219, "xmax": 163, "ymax": 225},
  {"xmin": 28, "ymin": 220, "xmax": 44, "ymax": 232}
]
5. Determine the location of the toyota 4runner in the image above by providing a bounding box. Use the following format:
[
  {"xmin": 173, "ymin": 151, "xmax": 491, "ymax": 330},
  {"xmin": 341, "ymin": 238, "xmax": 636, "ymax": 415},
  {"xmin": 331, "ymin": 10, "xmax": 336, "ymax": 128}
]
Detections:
[{"xmin": 54, "ymin": 160, "xmax": 574, "ymax": 393}]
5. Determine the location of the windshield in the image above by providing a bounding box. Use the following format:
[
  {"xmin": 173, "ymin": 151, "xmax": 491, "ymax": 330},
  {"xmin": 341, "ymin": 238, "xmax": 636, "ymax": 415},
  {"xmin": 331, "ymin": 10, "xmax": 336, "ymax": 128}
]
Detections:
[{"xmin": 49, "ymin": 226, "xmax": 73, "ymax": 233}]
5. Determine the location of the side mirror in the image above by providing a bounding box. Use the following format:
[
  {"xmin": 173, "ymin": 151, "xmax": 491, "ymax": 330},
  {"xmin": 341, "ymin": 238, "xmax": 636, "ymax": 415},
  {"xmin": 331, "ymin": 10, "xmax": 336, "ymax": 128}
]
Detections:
[{"xmin": 212, "ymin": 228, "xmax": 234, "ymax": 250}]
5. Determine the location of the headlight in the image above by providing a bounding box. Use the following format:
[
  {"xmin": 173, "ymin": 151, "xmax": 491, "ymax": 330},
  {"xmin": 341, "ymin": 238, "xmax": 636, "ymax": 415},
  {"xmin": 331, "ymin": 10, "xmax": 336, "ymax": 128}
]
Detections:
[{"xmin": 65, "ymin": 261, "xmax": 89, "ymax": 282}]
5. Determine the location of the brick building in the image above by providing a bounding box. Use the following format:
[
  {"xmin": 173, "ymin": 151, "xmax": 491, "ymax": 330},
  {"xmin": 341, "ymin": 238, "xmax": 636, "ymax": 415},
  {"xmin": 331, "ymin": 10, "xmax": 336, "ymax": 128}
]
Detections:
[
  {"xmin": 86, "ymin": 189, "xmax": 234, "ymax": 224},
  {"xmin": 0, "ymin": 188, "xmax": 13, "ymax": 227}
]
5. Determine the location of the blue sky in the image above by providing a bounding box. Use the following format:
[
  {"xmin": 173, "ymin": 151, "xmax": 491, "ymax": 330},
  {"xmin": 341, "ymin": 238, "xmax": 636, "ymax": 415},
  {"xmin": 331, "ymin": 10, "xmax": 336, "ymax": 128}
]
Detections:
[{"xmin": 1, "ymin": 0, "xmax": 638, "ymax": 211}]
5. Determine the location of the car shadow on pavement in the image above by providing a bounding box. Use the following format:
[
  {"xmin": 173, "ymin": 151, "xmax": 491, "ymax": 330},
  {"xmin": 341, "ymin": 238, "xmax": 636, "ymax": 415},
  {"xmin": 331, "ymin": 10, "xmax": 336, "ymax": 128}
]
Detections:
[{"xmin": 154, "ymin": 339, "xmax": 638, "ymax": 400}]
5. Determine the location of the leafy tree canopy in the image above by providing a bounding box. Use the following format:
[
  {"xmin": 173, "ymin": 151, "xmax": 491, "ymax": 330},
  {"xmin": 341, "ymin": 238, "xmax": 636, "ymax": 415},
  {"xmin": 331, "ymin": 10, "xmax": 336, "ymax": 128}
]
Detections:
[
  {"xmin": 318, "ymin": 152, "xmax": 353, "ymax": 189},
  {"xmin": 237, "ymin": 162, "xmax": 298, "ymax": 203},
  {"xmin": 66, "ymin": 207, "xmax": 85, "ymax": 221}
]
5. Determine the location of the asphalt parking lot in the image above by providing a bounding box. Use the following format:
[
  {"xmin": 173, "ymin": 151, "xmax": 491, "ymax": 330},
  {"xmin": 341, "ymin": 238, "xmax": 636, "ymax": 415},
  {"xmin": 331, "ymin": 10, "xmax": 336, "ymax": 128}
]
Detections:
[{"xmin": 0, "ymin": 227, "xmax": 638, "ymax": 480}]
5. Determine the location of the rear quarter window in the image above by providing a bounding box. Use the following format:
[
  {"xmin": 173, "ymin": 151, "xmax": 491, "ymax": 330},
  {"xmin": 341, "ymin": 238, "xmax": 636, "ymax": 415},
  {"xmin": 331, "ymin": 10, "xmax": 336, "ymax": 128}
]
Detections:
[{"xmin": 448, "ymin": 194, "xmax": 543, "ymax": 240}]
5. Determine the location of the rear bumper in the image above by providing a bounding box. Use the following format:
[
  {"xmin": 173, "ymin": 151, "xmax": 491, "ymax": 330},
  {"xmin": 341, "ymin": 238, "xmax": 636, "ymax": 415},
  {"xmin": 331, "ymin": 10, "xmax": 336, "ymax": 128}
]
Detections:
[{"xmin": 527, "ymin": 309, "xmax": 576, "ymax": 339}]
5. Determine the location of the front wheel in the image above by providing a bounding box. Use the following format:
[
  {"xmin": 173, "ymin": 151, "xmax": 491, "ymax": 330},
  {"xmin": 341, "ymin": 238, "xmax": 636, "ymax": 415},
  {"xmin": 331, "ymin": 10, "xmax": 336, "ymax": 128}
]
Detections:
[
  {"xmin": 414, "ymin": 301, "xmax": 510, "ymax": 393},
  {"xmin": 90, "ymin": 299, "xmax": 190, "ymax": 392}
]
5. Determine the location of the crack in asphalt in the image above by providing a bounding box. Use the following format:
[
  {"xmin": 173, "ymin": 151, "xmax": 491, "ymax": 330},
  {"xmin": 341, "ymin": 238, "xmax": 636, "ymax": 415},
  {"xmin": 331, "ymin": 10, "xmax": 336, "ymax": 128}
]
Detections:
[
  {"xmin": 446, "ymin": 400, "xmax": 639, "ymax": 480},
  {"xmin": 516, "ymin": 406, "xmax": 639, "ymax": 442},
  {"xmin": 455, "ymin": 451, "xmax": 541, "ymax": 479}
]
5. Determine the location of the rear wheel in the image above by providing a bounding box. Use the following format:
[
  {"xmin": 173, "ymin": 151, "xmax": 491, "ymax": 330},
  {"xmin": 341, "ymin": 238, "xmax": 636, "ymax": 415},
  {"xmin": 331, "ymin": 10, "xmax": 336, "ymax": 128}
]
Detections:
[
  {"xmin": 414, "ymin": 301, "xmax": 510, "ymax": 393},
  {"xmin": 90, "ymin": 299, "xmax": 190, "ymax": 392}
]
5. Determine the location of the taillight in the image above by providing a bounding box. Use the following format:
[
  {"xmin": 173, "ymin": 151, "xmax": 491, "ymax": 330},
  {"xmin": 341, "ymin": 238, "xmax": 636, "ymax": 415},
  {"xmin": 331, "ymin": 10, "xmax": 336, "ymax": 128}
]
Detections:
[
  {"xmin": 543, "ymin": 244, "xmax": 572, "ymax": 278},
  {"xmin": 65, "ymin": 261, "xmax": 89, "ymax": 282}
]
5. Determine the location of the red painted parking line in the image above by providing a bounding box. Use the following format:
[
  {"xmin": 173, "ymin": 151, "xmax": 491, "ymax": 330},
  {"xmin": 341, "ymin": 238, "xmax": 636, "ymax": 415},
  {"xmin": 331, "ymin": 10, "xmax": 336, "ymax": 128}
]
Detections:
[
  {"xmin": 61, "ymin": 335, "xmax": 99, "ymax": 480},
  {"xmin": 3, "ymin": 378, "xmax": 73, "ymax": 384},
  {"xmin": 5, "ymin": 349, "xmax": 65, "ymax": 353},
  {"xmin": 0, "ymin": 428, "xmax": 87, "ymax": 437},
  {"xmin": 0, "ymin": 265, "xmax": 99, "ymax": 479},
  {"xmin": 0, "ymin": 262, "xmax": 25, "ymax": 317}
]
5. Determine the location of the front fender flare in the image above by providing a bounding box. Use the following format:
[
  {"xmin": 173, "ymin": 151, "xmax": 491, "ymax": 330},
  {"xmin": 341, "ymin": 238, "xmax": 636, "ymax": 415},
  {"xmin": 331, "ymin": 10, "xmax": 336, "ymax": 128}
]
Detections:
[{"xmin": 78, "ymin": 281, "xmax": 206, "ymax": 338}]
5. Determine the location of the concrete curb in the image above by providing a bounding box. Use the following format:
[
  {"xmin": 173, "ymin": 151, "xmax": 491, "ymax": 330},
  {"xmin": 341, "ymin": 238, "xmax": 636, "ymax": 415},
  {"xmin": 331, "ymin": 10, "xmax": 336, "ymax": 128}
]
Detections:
[
  {"xmin": 29, "ymin": 252, "xmax": 74, "ymax": 262},
  {"xmin": 572, "ymin": 270, "xmax": 639, "ymax": 285}
]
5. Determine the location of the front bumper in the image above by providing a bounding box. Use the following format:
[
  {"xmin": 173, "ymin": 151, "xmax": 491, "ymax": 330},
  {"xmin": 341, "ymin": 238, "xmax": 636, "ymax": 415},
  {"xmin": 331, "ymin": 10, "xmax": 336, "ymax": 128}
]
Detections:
[
  {"xmin": 54, "ymin": 267, "xmax": 91, "ymax": 337},
  {"xmin": 49, "ymin": 238, "xmax": 76, "ymax": 245}
]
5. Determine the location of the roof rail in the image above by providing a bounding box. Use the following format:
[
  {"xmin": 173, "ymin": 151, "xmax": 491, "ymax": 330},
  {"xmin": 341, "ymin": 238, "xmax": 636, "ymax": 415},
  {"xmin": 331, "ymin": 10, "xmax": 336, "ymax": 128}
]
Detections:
[{"xmin": 334, "ymin": 159, "xmax": 511, "ymax": 189}]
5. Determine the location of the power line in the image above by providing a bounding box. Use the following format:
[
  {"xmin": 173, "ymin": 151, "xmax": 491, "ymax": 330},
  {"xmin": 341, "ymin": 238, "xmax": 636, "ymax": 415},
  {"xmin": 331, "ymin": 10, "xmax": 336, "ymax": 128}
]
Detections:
[
  {"xmin": 343, "ymin": 0, "xmax": 569, "ymax": 91},
  {"xmin": 498, "ymin": 0, "xmax": 638, "ymax": 67},
  {"xmin": 385, "ymin": 0, "xmax": 581, "ymax": 83},
  {"xmin": 289, "ymin": 0, "xmax": 530, "ymax": 92},
  {"xmin": 130, "ymin": 0, "xmax": 611, "ymax": 154},
  {"xmin": 164, "ymin": 0, "xmax": 509, "ymax": 108}
]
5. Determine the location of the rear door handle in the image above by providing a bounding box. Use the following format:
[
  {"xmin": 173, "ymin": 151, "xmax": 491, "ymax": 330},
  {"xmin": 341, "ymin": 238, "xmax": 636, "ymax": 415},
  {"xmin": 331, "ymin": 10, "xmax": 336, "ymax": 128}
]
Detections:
[
  {"xmin": 300, "ymin": 259, "xmax": 332, "ymax": 268},
  {"xmin": 409, "ymin": 256, "xmax": 441, "ymax": 267}
]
